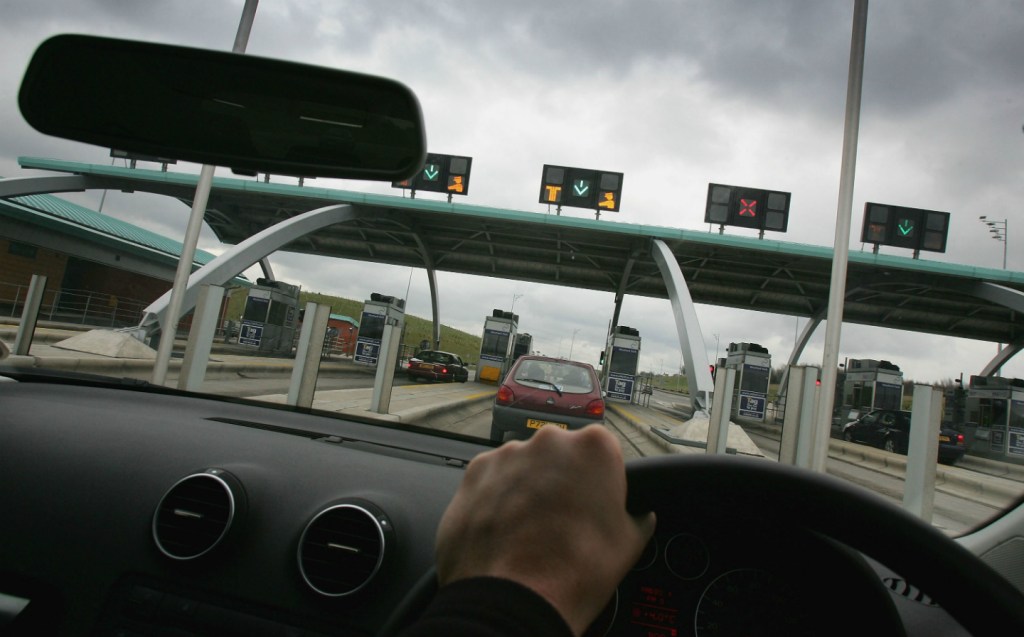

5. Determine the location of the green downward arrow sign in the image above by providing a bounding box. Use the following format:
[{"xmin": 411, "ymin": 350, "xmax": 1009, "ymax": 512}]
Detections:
[
  {"xmin": 423, "ymin": 165, "xmax": 440, "ymax": 180},
  {"xmin": 573, "ymin": 181, "xmax": 589, "ymax": 196},
  {"xmin": 897, "ymin": 220, "xmax": 914, "ymax": 236}
]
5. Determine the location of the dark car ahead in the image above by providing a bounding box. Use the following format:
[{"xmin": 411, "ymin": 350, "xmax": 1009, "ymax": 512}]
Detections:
[
  {"xmin": 841, "ymin": 409, "xmax": 966, "ymax": 465},
  {"xmin": 490, "ymin": 355, "xmax": 605, "ymax": 442},
  {"xmin": 406, "ymin": 349, "xmax": 470, "ymax": 383}
]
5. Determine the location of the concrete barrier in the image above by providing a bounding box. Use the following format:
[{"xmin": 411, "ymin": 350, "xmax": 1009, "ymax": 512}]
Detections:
[{"xmin": 398, "ymin": 390, "xmax": 496, "ymax": 430}]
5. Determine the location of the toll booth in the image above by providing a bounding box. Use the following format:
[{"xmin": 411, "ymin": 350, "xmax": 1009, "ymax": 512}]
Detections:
[
  {"xmin": 963, "ymin": 376, "xmax": 1024, "ymax": 464},
  {"xmin": 237, "ymin": 278, "xmax": 300, "ymax": 355},
  {"xmin": 354, "ymin": 293, "xmax": 406, "ymax": 367},
  {"xmin": 477, "ymin": 309, "xmax": 518, "ymax": 383},
  {"xmin": 603, "ymin": 325, "xmax": 640, "ymax": 402},
  {"xmin": 724, "ymin": 342, "xmax": 771, "ymax": 422},
  {"xmin": 835, "ymin": 359, "xmax": 904, "ymax": 423},
  {"xmin": 512, "ymin": 332, "xmax": 533, "ymax": 360}
]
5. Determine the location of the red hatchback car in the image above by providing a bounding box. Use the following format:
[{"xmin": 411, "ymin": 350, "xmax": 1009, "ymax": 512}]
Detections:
[{"xmin": 490, "ymin": 355, "xmax": 605, "ymax": 442}]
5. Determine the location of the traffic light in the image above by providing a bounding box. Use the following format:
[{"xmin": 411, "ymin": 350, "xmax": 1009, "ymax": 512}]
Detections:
[
  {"xmin": 705, "ymin": 183, "xmax": 790, "ymax": 233},
  {"xmin": 860, "ymin": 202, "xmax": 950, "ymax": 253},
  {"xmin": 539, "ymin": 164, "xmax": 623, "ymax": 212},
  {"xmin": 709, "ymin": 364, "xmax": 716, "ymax": 380},
  {"xmin": 392, "ymin": 153, "xmax": 472, "ymax": 196}
]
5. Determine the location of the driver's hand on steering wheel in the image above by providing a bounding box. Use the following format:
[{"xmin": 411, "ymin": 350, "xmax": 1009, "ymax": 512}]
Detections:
[{"xmin": 435, "ymin": 425, "xmax": 657, "ymax": 636}]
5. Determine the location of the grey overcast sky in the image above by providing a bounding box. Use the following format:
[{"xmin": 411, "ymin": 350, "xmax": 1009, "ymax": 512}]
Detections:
[{"xmin": 2, "ymin": 0, "xmax": 1022, "ymax": 382}]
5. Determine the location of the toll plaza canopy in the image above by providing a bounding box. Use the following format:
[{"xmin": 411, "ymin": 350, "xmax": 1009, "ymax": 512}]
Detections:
[{"xmin": 9, "ymin": 156, "xmax": 1024, "ymax": 350}]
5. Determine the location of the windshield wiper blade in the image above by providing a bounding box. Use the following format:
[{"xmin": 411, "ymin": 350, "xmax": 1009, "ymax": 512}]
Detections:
[
  {"xmin": 0, "ymin": 365, "xmax": 160, "ymax": 388},
  {"xmin": 519, "ymin": 377, "xmax": 562, "ymax": 396}
]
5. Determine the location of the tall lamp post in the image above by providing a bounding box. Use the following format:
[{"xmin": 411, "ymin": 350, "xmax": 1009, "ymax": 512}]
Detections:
[
  {"xmin": 979, "ymin": 215, "xmax": 1009, "ymax": 375},
  {"xmin": 568, "ymin": 328, "xmax": 581, "ymax": 360},
  {"xmin": 511, "ymin": 293, "xmax": 524, "ymax": 313},
  {"xmin": 978, "ymin": 215, "xmax": 1008, "ymax": 270}
]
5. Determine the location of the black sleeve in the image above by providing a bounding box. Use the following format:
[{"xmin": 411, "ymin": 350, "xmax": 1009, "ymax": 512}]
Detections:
[{"xmin": 395, "ymin": 576, "xmax": 574, "ymax": 637}]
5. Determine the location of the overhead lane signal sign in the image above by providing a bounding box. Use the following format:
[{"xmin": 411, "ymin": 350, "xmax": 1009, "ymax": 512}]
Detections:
[
  {"xmin": 392, "ymin": 153, "xmax": 472, "ymax": 198},
  {"xmin": 860, "ymin": 202, "xmax": 950, "ymax": 256},
  {"xmin": 704, "ymin": 183, "xmax": 791, "ymax": 236},
  {"xmin": 539, "ymin": 164, "xmax": 623, "ymax": 218}
]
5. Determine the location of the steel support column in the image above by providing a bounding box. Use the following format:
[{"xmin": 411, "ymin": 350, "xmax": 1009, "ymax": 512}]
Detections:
[
  {"xmin": 651, "ymin": 239, "xmax": 715, "ymax": 412},
  {"xmin": 138, "ymin": 204, "xmax": 361, "ymax": 338}
]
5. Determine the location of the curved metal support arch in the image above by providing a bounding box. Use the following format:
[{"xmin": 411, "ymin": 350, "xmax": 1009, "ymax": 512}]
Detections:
[
  {"xmin": 775, "ymin": 309, "xmax": 827, "ymax": 406},
  {"xmin": 651, "ymin": 239, "xmax": 714, "ymax": 412},
  {"xmin": 609, "ymin": 252, "xmax": 638, "ymax": 332},
  {"xmin": 410, "ymin": 232, "xmax": 441, "ymax": 348},
  {"xmin": 258, "ymin": 257, "xmax": 276, "ymax": 281},
  {"xmin": 980, "ymin": 342, "xmax": 1024, "ymax": 377},
  {"xmin": 973, "ymin": 282, "xmax": 1024, "ymax": 375},
  {"xmin": 139, "ymin": 204, "xmax": 360, "ymax": 337}
]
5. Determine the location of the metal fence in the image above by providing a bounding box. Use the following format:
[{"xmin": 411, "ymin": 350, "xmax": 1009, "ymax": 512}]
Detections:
[{"xmin": 1, "ymin": 280, "xmax": 151, "ymax": 329}]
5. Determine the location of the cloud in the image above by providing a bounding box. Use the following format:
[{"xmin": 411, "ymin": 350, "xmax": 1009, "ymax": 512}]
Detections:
[{"xmin": 2, "ymin": 0, "xmax": 1022, "ymax": 384}]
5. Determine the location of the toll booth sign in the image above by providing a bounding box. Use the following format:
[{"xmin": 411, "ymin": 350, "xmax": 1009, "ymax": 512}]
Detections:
[
  {"xmin": 392, "ymin": 153, "xmax": 472, "ymax": 196},
  {"xmin": 860, "ymin": 202, "xmax": 950, "ymax": 253},
  {"xmin": 539, "ymin": 164, "xmax": 623, "ymax": 212},
  {"xmin": 354, "ymin": 341, "xmax": 380, "ymax": 365},
  {"xmin": 738, "ymin": 393, "xmax": 767, "ymax": 419},
  {"xmin": 607, "ymin": 373, "xmax": 635, "ymax": 402},
  {"xmin": 705, "ymin": 183, "xmax": 790, "ymax": 233},
  {"xmin": 238, "ymin": 321, "xmax": 263, "ymax": 347}
]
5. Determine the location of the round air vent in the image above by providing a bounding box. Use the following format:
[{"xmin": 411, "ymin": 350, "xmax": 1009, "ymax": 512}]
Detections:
[
  {"xmin": 153, "ymin": 469, "xmax": 242, "ymax": 560},
  {"xmin": 298, "ymin": 501, "xmax": 393, "ymax": 597},
  {"xmin": 883, "ymin": 577, "xmax": 937, "ymax": 606}
]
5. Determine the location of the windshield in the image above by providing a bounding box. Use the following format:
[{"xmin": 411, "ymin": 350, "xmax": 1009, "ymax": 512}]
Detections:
[
  {"xmin": 1, "ymin": 0, "xmax": 1022, "ymax": 540},
  {"xmin": 514, "ymin": 360, "xmax": 594, "ymax": 394}
]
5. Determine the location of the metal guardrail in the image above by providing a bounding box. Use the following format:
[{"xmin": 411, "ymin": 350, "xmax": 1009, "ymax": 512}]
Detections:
[
  {"xmin": 1, "ymin": 280, "xmax": 150, "ymax": 328},
  {"xmin": 0, "ymin": 280, "xmax": 242, "ymax": 341}
]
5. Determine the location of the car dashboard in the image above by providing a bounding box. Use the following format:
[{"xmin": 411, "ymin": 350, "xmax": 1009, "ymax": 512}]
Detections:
[{"xmin": 0, "ymin": 371, "xmax": 986, "ymax": 636}]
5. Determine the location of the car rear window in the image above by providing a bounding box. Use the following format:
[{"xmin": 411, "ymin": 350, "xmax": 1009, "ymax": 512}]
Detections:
[{"xmin": 514, "ymin": 361, "xmax": 594, "ymax": 393}]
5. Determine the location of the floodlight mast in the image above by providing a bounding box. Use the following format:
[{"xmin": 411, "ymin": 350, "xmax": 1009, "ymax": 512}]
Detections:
[
  {"xmin": 152, "ymin": 0, "xmax": 260, "ymax": 385},
  {"xmin": 978, "ymin": 215, "xmax": 1008, "ymax": 270}
]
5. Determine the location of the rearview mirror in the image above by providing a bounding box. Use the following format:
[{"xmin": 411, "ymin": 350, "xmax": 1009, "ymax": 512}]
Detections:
[{"xmin": 18, "ymin": 34, "xmax": 427, "ymax": 181}]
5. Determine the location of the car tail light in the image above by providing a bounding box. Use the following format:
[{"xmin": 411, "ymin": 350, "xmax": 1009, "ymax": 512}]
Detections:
[
  {"xmin": 585, "ymin": 398, "xmax": 605, "ymax": 418},
  {"xmin": 496, "ymin": 385, "xmax": 515, "ymax": 405},
  {"xmin": 955, "ymin": 433, "xmax": 965, "ymax": 445},
  {"xmin": 440, "ymin": 366, "xmax": 448, "ymax": 374}
]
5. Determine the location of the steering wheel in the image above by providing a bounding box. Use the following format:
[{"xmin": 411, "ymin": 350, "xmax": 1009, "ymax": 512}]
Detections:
[{"xmin": 381, "ymin": 455, "xmax": 1024, "ymax": 636}]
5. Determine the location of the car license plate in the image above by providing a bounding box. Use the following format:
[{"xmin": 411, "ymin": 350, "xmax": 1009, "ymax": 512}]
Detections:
[
  {"xmin": 526, "ymin": 419, "xmax": 567, "ymax": 430},
  {"xmin": 939, "ymin": 435, "xmax": 950, "ymax": 442}
]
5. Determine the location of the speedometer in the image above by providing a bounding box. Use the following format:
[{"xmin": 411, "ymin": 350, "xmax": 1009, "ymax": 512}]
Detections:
[{"xmin": 694, "ymin": 568, "xmax": 815, "ymax": 636}]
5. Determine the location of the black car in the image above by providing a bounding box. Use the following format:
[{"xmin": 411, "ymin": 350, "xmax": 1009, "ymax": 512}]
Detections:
[
  {"xmin": 842, "ymin": 409, "xmax": 967, "ymax": 465},
  {"xmin": 406, "ymin": 349, "xmax": 470, "ymax": 383}
]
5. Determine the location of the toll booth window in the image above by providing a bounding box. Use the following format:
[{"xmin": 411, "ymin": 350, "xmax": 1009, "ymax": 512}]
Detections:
[
  {"xmin": 875, "ymin": 383, "xmax": 902, "ymax": 411},
  {"xmin": 360, "ymin": 314, "xmax": 385, "ymax": 340},
  {"xmin": 609, "ymin": 350, "xmax": 638, "ymax": 375},
  {"xmin": 969, "ymin": 398, "xmax": 1006, "ymax": 428},
  {"xmin": 267, "ymin": 301, "xmax": 288, "ymax": 327},
  {"xmin": 242, "ymin": 297, "xmax": 270, "ymax": 322},
  {"xmin": 842, "ymin": 383, "xmax": 856, "ymax": 409},
  {"xmin": 1010, "ymin": 401, "xmax": 1024, "ymax": 430},
  {"xmin": 740, "ymin": 367, "xmax": 769, "ymax": 393},
  {"xmin": 846, "ymin": 381, "xmax": 873, "ymax": 411},
  {"xmin": 481, "ymin": 332, "xmax": 510, "ymax": 357}
]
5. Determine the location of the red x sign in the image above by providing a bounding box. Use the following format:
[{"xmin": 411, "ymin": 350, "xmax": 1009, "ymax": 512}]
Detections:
[{"xmin": 739, "ymin": 198, "xmax": 758, "ymax": 217}]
